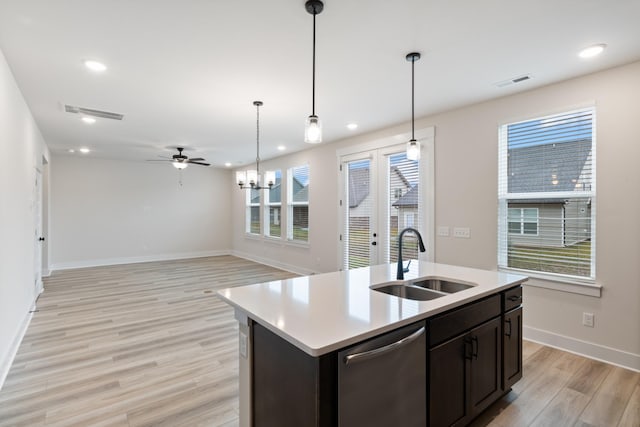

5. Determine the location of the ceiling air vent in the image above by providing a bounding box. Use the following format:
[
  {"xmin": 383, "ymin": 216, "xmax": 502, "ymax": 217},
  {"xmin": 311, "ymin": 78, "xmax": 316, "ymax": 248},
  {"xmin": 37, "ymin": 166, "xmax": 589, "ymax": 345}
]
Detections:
[
  {"xmin": 495, "ymin": 74, "xmax": 533, "ymax": 88},
  {"xmin": 64, "ymin": 104, "xmax": 124, "ymax": 120}
]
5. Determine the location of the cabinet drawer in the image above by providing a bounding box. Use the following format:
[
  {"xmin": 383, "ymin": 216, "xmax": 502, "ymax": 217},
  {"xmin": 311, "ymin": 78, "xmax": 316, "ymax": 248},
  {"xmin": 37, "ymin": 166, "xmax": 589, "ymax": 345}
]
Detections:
[
  {"xmin": 503, "ymin": 286, "xmax": 523, "ymax": 312},
  {"xmin": 429, "ymin": 295, "xmax": 501, "ymax": 347}
]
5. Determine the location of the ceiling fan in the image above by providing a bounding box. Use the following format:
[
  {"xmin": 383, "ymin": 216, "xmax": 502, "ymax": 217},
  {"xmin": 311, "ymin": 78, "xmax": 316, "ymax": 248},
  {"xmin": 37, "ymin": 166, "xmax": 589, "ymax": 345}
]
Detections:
[{"xmin": 147, "ymin": 147, "xmax": 210, "ymax": 169}]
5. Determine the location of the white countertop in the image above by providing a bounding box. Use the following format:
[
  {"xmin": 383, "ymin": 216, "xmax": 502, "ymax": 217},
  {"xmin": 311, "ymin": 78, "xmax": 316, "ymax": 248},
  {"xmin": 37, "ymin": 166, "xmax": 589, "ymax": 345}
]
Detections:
[{"xmin": 217, "ymin": 261, "xmax": 528, "ymax": 356}]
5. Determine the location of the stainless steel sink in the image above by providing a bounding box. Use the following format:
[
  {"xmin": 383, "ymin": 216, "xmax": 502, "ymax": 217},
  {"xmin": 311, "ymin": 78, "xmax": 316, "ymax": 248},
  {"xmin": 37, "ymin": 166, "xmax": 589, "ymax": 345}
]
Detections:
[
  {"xmin": 410, "ymin": 279, "xmax": 474, "ymax": 293},
  {"xmin": 371, "ymin": 283, "xmax": 445, "ymax": 301}
]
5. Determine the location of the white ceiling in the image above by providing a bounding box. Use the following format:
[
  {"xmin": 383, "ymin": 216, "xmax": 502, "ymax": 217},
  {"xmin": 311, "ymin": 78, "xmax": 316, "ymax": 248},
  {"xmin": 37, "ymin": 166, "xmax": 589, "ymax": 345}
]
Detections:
[{"xmin": 1, "ymin": 0, "xmax": 639, "ymax": 167}]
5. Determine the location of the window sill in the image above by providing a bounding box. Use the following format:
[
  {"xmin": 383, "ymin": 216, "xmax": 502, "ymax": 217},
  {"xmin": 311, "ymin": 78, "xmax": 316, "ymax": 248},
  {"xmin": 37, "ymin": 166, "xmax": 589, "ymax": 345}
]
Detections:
[
  {"xmin": 498, "ymin": 267, "xmax": 602, "ymax": 297},
  {"xmin": 286, "ymin": 239, "xmax": 310, "ymax": 249}
]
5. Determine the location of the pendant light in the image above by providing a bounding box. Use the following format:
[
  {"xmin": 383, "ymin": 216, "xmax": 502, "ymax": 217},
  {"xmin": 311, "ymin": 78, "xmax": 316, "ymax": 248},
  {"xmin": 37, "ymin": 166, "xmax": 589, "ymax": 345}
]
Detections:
[
  {"xmin": 236, "ymin": 101, "xmax": 275, "ymax": 190},
  {"xmin": 406, "ymin": 52, "xmax": 421, "ymax": 161},
  {"xmin": 304, "ymin": 0, "xmax": 324, "ymax": 144}
]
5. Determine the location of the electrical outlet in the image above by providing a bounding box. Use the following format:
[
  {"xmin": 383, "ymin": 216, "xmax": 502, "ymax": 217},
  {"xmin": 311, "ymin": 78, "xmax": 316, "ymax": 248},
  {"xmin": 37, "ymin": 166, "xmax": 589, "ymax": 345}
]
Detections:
[
  {"xmin": 239, "ymin": 331, "xmax": 248, "ymax": 358},
  {"xmin": 453, "ymin": 227, "xmax": 470, "ymax": 238},
  {"xmin": 437, "ymin": 226, "xmax": 450, "ymax": 237},
  {"xmin": 582, "ymin": 312, "xmax": 594, "ymax": 327}
]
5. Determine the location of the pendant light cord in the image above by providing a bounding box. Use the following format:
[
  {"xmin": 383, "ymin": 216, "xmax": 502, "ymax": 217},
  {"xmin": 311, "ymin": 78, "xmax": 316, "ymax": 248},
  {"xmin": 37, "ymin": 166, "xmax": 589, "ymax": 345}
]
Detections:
[
  {"xmin": 256, "ymin": 103, "xmax": 261, "ymax": 176},
  {"xmin": 411, "ymin": 57, "xmax": 415, "ymax": 140},
  {"xmin": 312, "ymin": 10, "xmax": 316, "ymax": 116}
]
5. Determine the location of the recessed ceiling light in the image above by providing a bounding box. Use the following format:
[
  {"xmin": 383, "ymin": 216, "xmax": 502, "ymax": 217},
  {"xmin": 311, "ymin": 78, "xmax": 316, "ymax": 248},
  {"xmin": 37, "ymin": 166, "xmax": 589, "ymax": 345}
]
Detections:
[
  {"xmin": 277, "ymin": 145, "xmax": 286, "ymax": 151},
  {"xmin": 68, "ymin": 149, "xmax": 75, "ymax": 153},
  {"xmin": 347, "ymin": 123, "xmax": 358, "ymax": 130},
  {"xmin": 79, "ymin": 147, "xmax": 90, "ymax": 154},
  {"xmin": 578, "ymin": 44, "xmax": 606, "ymax": 59},
  {"xmin": 84, "ymin": 60, "xmax": 107, "ymax": 72},
  {"xmin": 81, "ymin": 117, "xmax": 96, "ymax": 124},
  {"xmin": 224, "ymin": 162, "xmax": 232, "ymax": 167}
]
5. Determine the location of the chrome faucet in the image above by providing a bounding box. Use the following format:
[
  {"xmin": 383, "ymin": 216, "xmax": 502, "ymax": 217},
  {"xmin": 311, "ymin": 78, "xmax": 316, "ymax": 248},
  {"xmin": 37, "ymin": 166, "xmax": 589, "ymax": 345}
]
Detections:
[{"xmin": 396, "ymin": 227, "xmax": 426, "ymax": 280}]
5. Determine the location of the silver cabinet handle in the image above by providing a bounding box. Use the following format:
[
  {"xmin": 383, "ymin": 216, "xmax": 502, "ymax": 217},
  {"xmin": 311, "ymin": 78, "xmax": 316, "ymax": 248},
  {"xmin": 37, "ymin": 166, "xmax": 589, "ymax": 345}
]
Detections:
[{"xmin": 344, "ymin": 326, "xmax": 425, "ymax": 365}]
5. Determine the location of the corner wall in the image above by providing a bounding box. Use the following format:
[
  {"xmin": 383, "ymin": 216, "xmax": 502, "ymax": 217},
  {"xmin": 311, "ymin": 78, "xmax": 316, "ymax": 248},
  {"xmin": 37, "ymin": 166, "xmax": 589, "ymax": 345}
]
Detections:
[
  {"xmin": 0, "ymin": 49, "xmax": 50, "ymax": 387},
  {"xmin": 50, "ymin": 155, "xmax": 232, "ymax": 269},
  {"xmin": 232, "ymin": 61, "xmax": 640, "ymax": 369}
]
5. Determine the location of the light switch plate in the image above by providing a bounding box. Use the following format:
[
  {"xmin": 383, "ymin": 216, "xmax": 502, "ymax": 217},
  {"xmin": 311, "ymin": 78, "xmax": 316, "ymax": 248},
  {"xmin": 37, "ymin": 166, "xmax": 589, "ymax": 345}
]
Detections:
[
  {"xmin": 453, "ymin": 227, "xmax": 470, "ymax": 238},
  {"xmin": 437, "ymin": 226, "xmax": 450, "ymax": 237}
]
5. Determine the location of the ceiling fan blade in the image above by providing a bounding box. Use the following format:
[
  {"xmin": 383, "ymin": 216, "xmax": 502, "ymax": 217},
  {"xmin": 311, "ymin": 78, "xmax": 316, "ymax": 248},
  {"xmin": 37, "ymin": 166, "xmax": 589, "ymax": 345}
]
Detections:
[
  {"xmin": 146, "ymin": 159, "xmax": 172, "ymax": 162},
  {"xmin": 188, "ymin": 157, "xmax": 205, "ymax": 161},
  {"xmin": 188, "ymin": 161, "xmax": 210, "ymax": 166}
]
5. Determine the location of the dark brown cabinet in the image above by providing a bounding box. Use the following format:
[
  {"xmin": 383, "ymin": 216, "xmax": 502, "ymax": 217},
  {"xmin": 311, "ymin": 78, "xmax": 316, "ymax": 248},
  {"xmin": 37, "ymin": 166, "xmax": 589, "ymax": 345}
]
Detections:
[
  {"xmin": 503, "ymin": 306, "xmax": 523, "ymax": 390},
  {"xmin": 428, "ymin": 296, "xmax": 502, "ymax": 427}
]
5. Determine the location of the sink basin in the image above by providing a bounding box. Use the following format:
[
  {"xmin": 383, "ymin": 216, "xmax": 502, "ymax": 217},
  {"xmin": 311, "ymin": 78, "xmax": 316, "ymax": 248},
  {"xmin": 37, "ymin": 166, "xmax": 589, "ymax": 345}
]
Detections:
[
  {"xmin": 371, "ymin": 283, "xmax": 445, "ymax": 301},
  {"xmin": 410, "ymin": 279, "xmax": 474, "ymax": 293}
]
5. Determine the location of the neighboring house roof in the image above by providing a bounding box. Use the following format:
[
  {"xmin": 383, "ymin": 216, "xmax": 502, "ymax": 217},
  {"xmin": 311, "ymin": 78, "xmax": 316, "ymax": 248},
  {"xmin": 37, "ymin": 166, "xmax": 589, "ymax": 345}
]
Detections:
[
  {"xmin": 348, "ymin": 167, "xmax": 369, "ymax": 208},
  {"xmin": 508, "ymin": 139, "xmax": 592, "ymax": 193},
  {"xmin": 392, "ymin": 184, "xmax": 418, "ymax": 207},
  {"xmin": 250, "ymin": 176, "xmax": 306, "ymax": 204}
]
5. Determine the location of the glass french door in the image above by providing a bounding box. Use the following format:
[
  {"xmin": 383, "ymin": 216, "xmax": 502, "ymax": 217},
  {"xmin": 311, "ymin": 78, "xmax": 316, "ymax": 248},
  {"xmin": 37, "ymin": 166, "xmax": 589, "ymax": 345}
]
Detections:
[{"xmin": 341, "ymin": 145, "xmax": 423, "ymax": 270}]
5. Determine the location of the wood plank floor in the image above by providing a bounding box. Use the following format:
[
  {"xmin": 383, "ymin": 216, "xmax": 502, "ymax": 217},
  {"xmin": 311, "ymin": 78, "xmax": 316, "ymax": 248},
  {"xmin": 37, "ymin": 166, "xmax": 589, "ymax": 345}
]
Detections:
[{"xmin": 0, "ymin": 256, "xmax": 638, "ymax": 426}]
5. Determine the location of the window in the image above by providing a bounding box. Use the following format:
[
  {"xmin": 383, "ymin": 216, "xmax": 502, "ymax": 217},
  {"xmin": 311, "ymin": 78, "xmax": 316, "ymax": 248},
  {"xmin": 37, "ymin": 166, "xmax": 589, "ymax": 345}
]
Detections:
[
  {"xmin": 287, "ymin": 165, "xmax": 309, "ymax": 242},
  {"xmin": 246, "ymin": 187, "xmax": 261, "ymax": 235},
  {"xmin": 508, "ymin": 208, "xmax": 538, "ymax": 235},
  {"xmin": 498, "ymin": 108, "xmax": 595, "ymax": 280},
  {"xmin": 264, "ymin": 170, "xmax": 282, "ymax": 238}
]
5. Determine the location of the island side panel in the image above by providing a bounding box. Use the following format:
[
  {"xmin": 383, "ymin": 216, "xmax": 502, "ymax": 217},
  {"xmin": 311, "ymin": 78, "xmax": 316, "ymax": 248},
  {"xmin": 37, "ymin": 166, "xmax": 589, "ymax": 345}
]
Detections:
[{"xmin": 252, "ymin": 320, "xmax": 336, "ymax": 427}]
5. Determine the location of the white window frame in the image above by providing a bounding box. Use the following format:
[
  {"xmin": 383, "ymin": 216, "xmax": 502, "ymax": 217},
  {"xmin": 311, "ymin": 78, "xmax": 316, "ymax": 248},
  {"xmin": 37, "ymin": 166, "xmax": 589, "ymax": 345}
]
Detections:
[
  {"xmin": 245, "ymin": 188, "xmax": 261, "ymax": 235},
  {"xmin": 287, "ymin": 164, "xmax": 310, "ymax": 243},
  {"xmin": 264, "ymin": 170, "xmax": 282, "ymax": 239},
  {"xmin": 497, "ymin": 106, "xmax": 597, "ymax": 293}
]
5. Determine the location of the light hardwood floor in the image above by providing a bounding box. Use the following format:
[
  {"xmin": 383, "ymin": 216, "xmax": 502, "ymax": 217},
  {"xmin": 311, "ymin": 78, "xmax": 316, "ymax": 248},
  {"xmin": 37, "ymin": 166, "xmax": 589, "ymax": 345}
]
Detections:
[{"xmin": 0, "ymin": 256, "xmax": 638, "ymax": 426}]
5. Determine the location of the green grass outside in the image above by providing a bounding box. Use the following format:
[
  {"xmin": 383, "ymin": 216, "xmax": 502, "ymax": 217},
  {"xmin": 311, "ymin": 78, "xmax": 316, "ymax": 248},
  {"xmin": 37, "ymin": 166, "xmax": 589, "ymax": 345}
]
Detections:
[{"xmin": 508, "ymin": 240, "xmax": 591, "ymax": 277}]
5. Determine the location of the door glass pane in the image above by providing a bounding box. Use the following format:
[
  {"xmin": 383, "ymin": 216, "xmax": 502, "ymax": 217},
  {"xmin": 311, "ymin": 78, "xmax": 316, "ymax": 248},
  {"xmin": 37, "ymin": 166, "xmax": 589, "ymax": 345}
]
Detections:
[
  {"xmin": 388, "ymin": 153, "xmax": 420, "ymax": 263},
  {"xmin": 344, "ymin": 159, "xmax": 372, "ymax": 269}
]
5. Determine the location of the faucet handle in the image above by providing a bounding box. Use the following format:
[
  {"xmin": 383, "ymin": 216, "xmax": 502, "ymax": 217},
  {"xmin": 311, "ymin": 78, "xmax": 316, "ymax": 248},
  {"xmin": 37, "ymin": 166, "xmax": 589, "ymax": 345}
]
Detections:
[{"xmin": 403, "ymin": 259, "xmax": 412, "ymax": 273}]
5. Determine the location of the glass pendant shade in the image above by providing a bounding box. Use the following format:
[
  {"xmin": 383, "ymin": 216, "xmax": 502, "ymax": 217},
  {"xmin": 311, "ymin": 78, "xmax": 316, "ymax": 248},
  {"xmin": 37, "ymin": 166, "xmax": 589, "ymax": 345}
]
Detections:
[
  {"xmin": 406, "ymin": 140, "xmax": 421, "ymax": 160},
  {"xmin": 264, "ymin": 170, "xmax": 276, "ymax": 187},
  {"xmin": 236, "ymin": 170, "xmax": 247, "ymax": 186},
  {"xmin": 246, "ymin": 170, "xmax": 258, "ymax": 186},
  {"xmin": 305, "ymin": 115, "xmax": 322, "ymax": 144},
  {"xmin": 173, "ymin": 161, "xmax": 188, "ymax": 170}
]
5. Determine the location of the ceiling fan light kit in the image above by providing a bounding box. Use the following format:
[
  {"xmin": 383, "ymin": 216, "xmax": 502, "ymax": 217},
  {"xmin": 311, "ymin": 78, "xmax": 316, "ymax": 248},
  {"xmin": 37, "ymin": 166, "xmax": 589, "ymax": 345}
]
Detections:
[
  {"xmin": 304, "ymin": 0, "xmax": 324, "ymax": 144},
  {"xmin": 406, "ymin": 52, "xmax": 421, "ymax": 161},
  {"xmin": 236, "ymin": 101, "xmax": 275, "ymax": 190}
]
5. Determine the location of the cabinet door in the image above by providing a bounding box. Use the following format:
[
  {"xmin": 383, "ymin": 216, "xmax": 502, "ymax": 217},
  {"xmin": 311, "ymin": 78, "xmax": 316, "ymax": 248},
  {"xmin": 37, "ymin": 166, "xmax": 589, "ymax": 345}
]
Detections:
[
  {"xmin": 429, "ymin": 333, "xmax": 470, "ymax": 427},
  {"xmin": 503, "ymin": 307, "xmax": 523, "ymax": 390},
  {"xmin": 469, "ymin": 317, "xmax": 502, "ymax": 416}
]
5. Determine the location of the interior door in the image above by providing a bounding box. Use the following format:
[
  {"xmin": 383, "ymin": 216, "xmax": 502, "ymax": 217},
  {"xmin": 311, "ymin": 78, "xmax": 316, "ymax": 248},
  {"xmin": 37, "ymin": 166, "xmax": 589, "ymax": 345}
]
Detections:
[
  {"xmin": 341, "ymin": 145, "xmax": 423, "ymax": 269},
  {"xmin": 34, "ymin": 168, "xmax": 43, "ymax": 294}
]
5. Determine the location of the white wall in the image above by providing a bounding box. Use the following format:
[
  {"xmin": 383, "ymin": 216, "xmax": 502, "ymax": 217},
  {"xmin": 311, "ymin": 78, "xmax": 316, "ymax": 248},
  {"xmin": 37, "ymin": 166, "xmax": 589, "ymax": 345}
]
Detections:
[
  {"xmin": 51, "ymin": 155, "xmax": 232, "ymax": 269},
  {"xmin": 0, "ymin": 49, "xmax": 50, "ymax": 385},
  {"xmin": 232, "ymin": 61, "xmax": 640, "ymax": 369}
]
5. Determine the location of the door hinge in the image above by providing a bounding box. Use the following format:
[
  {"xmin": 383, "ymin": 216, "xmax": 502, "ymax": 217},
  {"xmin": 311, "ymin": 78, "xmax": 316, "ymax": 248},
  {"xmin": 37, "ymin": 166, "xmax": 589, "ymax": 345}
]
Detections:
[
  {"xmin": 339, "ymin": 164, "xmax": 343, "ymax": 172},
  {"xmin": 339, "ymin": 199, "xmax": 342, "ymax": 206},
  {"xmin": 339, "ymin": 234, "xmax": 342, "ymax": 241}
]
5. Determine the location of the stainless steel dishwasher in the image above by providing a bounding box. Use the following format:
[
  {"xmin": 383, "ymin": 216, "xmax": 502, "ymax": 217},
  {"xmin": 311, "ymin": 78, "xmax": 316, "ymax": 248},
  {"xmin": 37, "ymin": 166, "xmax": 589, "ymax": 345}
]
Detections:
[{"xmin": 337, "ymin": 321, "xmax": 427, "ymax": 427}]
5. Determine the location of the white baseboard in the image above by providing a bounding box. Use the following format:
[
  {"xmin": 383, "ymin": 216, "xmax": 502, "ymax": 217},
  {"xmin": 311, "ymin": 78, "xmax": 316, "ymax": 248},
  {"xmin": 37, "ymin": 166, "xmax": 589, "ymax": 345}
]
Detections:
[
  {"xmin": 524, "ymin": 325, "xmax": 640, "ymax": 372},
  {"xmin": 231, "ymin": 250, "xmax": 319, "ymax": 276},
  {"xmin": 50, "ymin": 250, "xmax": 231, "ymax": 271},
  {"xmin": 0, "ymin": 303, "xmax": 35, "ymax": 391}
]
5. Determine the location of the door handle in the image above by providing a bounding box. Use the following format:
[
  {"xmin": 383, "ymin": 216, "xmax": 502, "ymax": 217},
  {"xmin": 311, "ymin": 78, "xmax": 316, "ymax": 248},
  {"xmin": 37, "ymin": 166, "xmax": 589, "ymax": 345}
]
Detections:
[
  {"xmin": 38, "ymin": 237, "xmax": 45, "ymax": 242},
  {"xmin": 371, "ymin": 241, "xmax": 377, "ymax": 246},
  {"xmin": 464, "ymin": 337, "xmax": 473, "ymax": 360},
  {"xmin": 471, "ymin": 336, "xmax": 479, "ymax": 360},
  {"xmin": 505, "ymin": 318, "xmax": 512, "ymax": 337},
  {"xmin": 508, "ymin": 295, "xmax": 522, "ymax": 302},
  {"xmin": 344, "ymin": 327, "xmax": 425, "ymax": 365}
]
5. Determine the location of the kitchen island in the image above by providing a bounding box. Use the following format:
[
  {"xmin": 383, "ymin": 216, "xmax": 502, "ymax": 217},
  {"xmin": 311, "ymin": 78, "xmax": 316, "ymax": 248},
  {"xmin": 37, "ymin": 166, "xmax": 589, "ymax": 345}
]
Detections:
[{"xmin": 217, "ymin": 261, "xmax": 527, "ymax": 427}]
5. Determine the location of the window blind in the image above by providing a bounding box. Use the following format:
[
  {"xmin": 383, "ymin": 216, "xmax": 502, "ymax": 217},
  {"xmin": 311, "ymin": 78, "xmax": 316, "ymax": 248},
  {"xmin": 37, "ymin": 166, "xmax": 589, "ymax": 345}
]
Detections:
[
  {"xmin": 498, "ymin": 107, "xmax": 595, "ymax": 280},
  {"xmin": 288, "ymin": 165, "xmax": 309, "ymax": 242},
  {"xmin": 342, "ymin": 159, "xmax": 373, "ymax": 269}
]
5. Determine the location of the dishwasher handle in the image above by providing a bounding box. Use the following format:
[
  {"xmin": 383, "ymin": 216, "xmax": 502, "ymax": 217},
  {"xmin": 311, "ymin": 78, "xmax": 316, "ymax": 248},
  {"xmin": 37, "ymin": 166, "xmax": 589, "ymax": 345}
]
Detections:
[{"xmin": 343, "ymin": 326, "xmax": 426, "ymax": 365}]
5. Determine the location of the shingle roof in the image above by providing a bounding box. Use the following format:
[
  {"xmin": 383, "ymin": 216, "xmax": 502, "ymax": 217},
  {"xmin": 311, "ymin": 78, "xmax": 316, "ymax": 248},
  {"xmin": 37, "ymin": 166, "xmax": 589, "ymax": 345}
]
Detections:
[
  {"xmin": 392, "ymin": 184, "xmax": 418, "ymax": 207},
  {"xmin": 348, "ymin": 168, "xmax": 369, "ymax": 208},
  {"xmin": 508, "ymin": 139, "xmax": 592, "ymax": 193}
]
